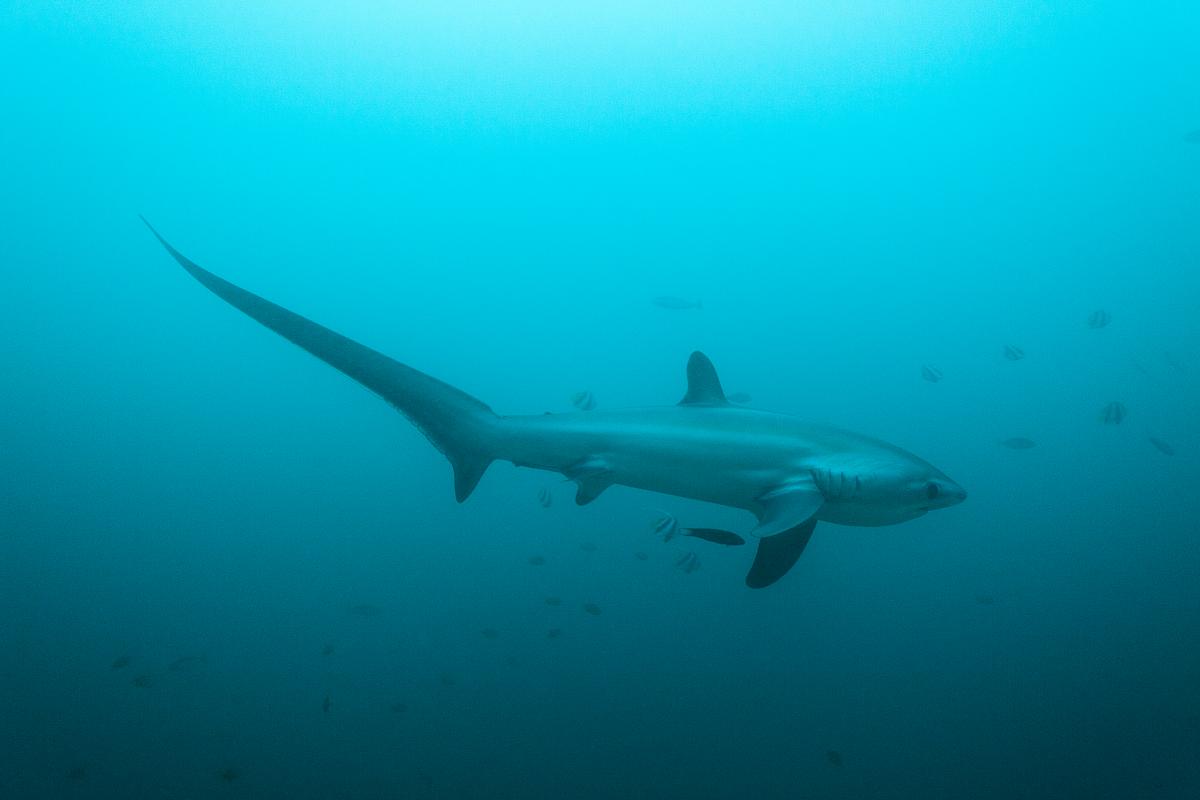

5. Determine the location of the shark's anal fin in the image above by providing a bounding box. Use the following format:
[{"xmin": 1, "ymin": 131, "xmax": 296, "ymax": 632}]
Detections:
[
  {"xmin": 678, "ymin": 352, "xmax": 730, "ymax": 406},
  {"xmin": 746, "ymin": 519, "xmax": 817, "ymax": 588},
  {"xmin": 564, "ymin": 457, "xmax": 615, "ymax": 506},
  {"xmin": 750, "ymin": 480, "xmax": 824, "ymax": 539}
]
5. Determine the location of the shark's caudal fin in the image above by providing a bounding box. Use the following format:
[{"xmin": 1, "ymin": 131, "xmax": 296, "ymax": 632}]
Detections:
[{"xmin": 141, "ymin": 218, "xmax": 499, "ymax": 502}]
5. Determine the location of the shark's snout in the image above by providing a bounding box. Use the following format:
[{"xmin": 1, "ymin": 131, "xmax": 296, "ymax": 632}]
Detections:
[
  {"xmin": 941, "ymin": 481, "xmax": 967, "ymax": 506},
  {"xmin": 924, "ymin": 478, "xmax": 966, "ymax": 510}
]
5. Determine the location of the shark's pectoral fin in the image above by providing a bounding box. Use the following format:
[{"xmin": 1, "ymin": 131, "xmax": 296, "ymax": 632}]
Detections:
[
  {"xmin": 750, "ymin": 481, "xmax": 823, "ymax": 539},
  {"xmin": 564, "ymin": 457, "xmax": 615, "ymax": 506},
  {"xmin": 746, "ymin": 518, "xmax": 817, "ymax": 588}
]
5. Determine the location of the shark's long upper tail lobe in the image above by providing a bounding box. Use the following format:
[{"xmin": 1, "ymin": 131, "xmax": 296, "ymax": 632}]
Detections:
[{"xmin": 141, "ymin": 217, "xmax": 498, "ymax": 501}]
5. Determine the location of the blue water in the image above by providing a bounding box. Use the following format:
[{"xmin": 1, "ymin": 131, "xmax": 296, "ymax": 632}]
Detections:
[{"xmin": 3, "ymin": 3, "xmax": 1199, "ymax": 798}]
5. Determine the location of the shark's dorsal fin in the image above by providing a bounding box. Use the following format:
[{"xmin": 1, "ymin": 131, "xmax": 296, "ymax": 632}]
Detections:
[{"xmin": 678, "ymin": 352, "xmax": 729, "ymax": 407}]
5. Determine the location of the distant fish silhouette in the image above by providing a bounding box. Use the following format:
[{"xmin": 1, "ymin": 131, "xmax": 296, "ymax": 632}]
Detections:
[
  {"xmin": 675, "ymin": 551, "xmax": 701, "ymax": 574},
  {"xmin": 546, "ymin": 628, "xmax": 563, "ymax": 639},
  {"xmin": 1087, "ymin": 310, "xmax": 1112, "ymax": 329},
  {"xmin": 633, "ymin": 551, "xmax": 649, "ymax": 561},
  {"xmin": 481, "ymin": 628, "xmax": 499, "ymax": 640},
  {"xmin": 348, "ymin": 603, "xmax": 382, "ymax": 618},
  {"xmin": 66, "ymin": 766, "xmax": 88, "ymax": 782},
  {"xmin": 1100, "ymin": 401, "xmax": 1127, "ymax": 424},
  {"xmin": 1163, "ymin": 351, "xmax": 1184, "ymax": 371},
  {"xmin": 727, "ymin": 392, "xmax": 752, "ymax": 404},
  {"xmin": 438, "ymin": 672, "xmax": 457, "ymax": 687},
  {"xmin": 921, "ymin": 365, "xmax": 943, "ymax": 383},
  {"xmin": 131, "ymin": 674, "xmax": 155, "ymax": 689},
  {"xmin": 110, "ymin": 655, "xmax": 131, "ymax": 670},
  {"xmin": 570, "ymin": 390, "xmax": 597, "ymax": 411},
  {"xmin": 579, "ymin": 541, "xmax": 597, "ymax": 552},
  {"xmin": 1002, "ymin": 345, "xmax": 1024, "ymax": 361},
  {"xmin": 543, "ymin": 596, "xmax": 561, "ymax": 606},
  {"xmin": 537, "ymin": 487, "xmax": 553, "ymax": 508},
  {"xmin": 999, "ymin": 437, "xmax": 1037, "ymax": 450},
  {"xmin": 168, "ymin": 655, "xmax": 207, "ymax": 672},
  {"xmin": 653, "ymin": 512, "xmax": 680, "ymax": 542},
  {"xmin": 218, "ymin": 767, "xmax": 240, "ymax": 783},
  {"xmin": 975, "ymin": 594, "xmax": 997, "ymax": 605},
  {"xmin": 826, "ymin": 750, "xmax": 843, "ymax": 767},
  {"xmin": 1148, "ymin": 437, "xmax": 1175, "ymax": 456},
  {"xmin": 321, "ymin": 643, "xmax": 335, "ymax": 657},
  {"xmin": 390, "ymin": 701, "xmax": 408, "ymax": 714},
  {"xmin": 652, "ymin": 296, "xmax": 702, "ymax": 310},
  {"xmin": 322, "ymin": 694, "xmax": 331, "ymax": 713},
  {"xmin": 1185, "ymin": 129, "xmax": 1200, "ymax": 143},
  {"xmin": 527, "ymin": 555, "xmax": 546, "ymax": 566},
  {"xmin": 681, "ymin": 527, "xmax": 745, "ymax": 546},
  {"xmin": 582, "ymin": 602, "xmax": 602, "ymax": 616}
]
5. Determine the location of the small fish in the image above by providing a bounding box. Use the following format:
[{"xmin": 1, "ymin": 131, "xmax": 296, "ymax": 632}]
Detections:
[
  {"xmin": 1185, "ymin": 129, "xmax": 1200, "ymax": 143},
  {"xmin": 826, "ymin": 750, "xmax": 843, "ymax": 767},
  {"xmin": 480, "ymin": 628, "xmax": 499, "ymax": 640},
  {"xmin": 168, "ymin": 655, "xmax": 207, "ymax": 672},
  {"xmin": 322, "ymin": 694, "xmax": 331, "ymax": 713},
  {"xmin": 537, "ymin": 487, "xmax": 553, "ymax": 508},
  {"xmin": 110, "ymin": 655, "xmax": 131, "ymax": 670},
  {"xmin": 975, "ymin": 594, "xmax": 997, "ymax": 606},
  {"xmin": 582, "ymin": 602, "xmax": 602, "ymax": 616},
  {"xmin": 527, "ymin": 555, "xmax": 546, "ymax": 566},
  {"xmin": 1002, "ymin": 345, "xmax": 1024, "ymax": 361},
  {"xmin": 570, "ymin": 391, "xmax": 597, "ymax": 411},
  {"xmin": 999, "ymin": 437, "xmax": 1037, "ymax": 450},
  {"xmin": 390, "ymin": 702, "xmax": 408, "ymax": 714},
  {"xmin": 1164, "ymin": 351, "xmax": 1184, "ymax": 371},
  {"xmin": 652, "ymin": 295, "xmax": 702, "ymax": 310},
  {"xmin": 1087, "ymin": 309, "xmax": 1112, "ymax": 329},
  {"xmin": 546, "ymin": 628, "xmax": 563, "ymax": 639},
  {"xmin": 579, "ymin": 541, "xmax": 597, "ymax": 552},
  {"xmin": 633, "ymin": 551, "xmax": 649, "ymax": 561},
  {"xmin": 681, "ymin": 527, "xmax": 745, "ymax": 546},
  {"xmin": 543, "ymin": 596, "xmax": 561, "ymax": 606},
  {"xmin": 348, "ymin": 603, "xmax": 382, "ymax": 617},
  {"xmin": 727, "ymin": 392, "xmax": 752, "ymax": 404},
  {"xmin": 131, "ymin": 674, "xmax": 155, "ymax": 689},
  {"xmin": 438, "ymin": 672, "xmax": 457, "ymax": 687},
  {"xmin": 675, "ymin": 551, "xmax": 701, "ymax": 574},
  {"xmin": 1100, "ymin": 401, "xmax": 1127, "ymax": 425},
  {"xmin": 1148, "ymin": 437, "xmax": 1175, "ymax": 456},
  {"xmin": 921, "ymin": 365, "xmax": 943, "ymax": 383},
  {"xmin": 66, "ymin": 766, "xmax": 88, "ymax": 782},
  {"xmin": 218, "ymin": 767, "xmax": 240, "ymax": 783},
  {"xmin": 653, "ymin": 512, "xmax": 680, "ymax": 542},
  {"xmin": 321, "ymin": 643, "xmax": 335, "ymax": 657}
]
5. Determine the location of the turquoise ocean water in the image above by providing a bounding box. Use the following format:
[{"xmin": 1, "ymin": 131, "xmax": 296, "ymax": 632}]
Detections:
[{"xmin": 2, "ymin": 3, "xmax": 1198, "ymax": 797}]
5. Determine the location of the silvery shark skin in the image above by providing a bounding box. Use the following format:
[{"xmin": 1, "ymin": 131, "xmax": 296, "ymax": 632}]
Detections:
[{"xmin": 142, "ymin": 219, "xmax": 966, "ymax": 588}]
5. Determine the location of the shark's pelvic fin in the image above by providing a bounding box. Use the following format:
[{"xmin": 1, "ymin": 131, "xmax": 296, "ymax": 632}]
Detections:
[
  {"xmin": 564, "ymin": 457, "xmax": 615, "ymax": 506},
  {"xmin": 678, "ymin": 351, "xmax": 730, "ymax": 407},
  {"xmin": 750, "ymin": 480, "xmax": 824, "ymax": 538},
  {"xmin": 745, "ymin": 518, "xmax": 817, "ymax": 588},
  {"xmin": 141, "ymin": 217, "xmax": 500, "ymax": 503}
]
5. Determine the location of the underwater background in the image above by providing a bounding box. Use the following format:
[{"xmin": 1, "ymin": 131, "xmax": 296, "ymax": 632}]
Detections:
[{"xmin": 2, "ymin": 2, "xmax": 1199, "ymax": 798}]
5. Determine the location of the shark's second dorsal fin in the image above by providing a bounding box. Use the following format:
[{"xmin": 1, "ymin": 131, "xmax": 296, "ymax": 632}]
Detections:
[{"xmin": 678, "ymin": 352, "xmax": 729, "ymax": 407}]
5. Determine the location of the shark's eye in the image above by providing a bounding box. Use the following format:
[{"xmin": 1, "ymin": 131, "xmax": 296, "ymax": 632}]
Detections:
[{"xmin": 925, "ymin": 482, "xmax": 940, "ymax": 500}]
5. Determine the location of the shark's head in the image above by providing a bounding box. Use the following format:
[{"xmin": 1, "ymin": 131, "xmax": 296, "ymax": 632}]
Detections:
[{"xmin": 815, "ymin": 448, "xmax": 966, "ymax": 527}]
